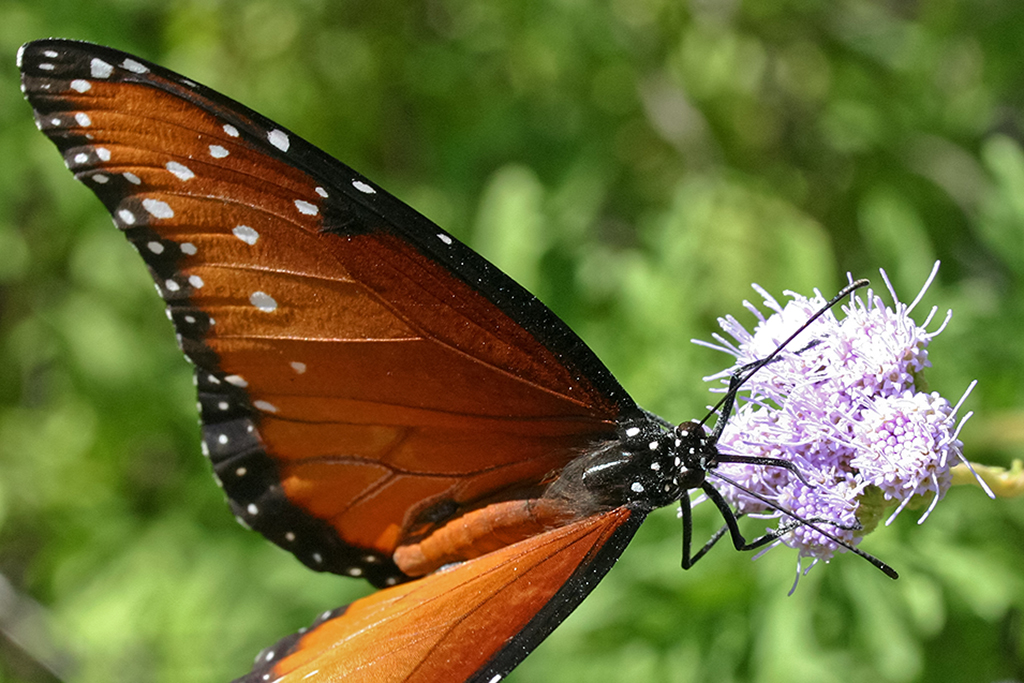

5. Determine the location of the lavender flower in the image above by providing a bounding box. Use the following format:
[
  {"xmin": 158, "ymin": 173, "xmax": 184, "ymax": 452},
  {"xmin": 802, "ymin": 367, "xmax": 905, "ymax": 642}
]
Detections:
[{"xmin": 693, "ymin": 262, "xmax": 980, "ymax": 573}]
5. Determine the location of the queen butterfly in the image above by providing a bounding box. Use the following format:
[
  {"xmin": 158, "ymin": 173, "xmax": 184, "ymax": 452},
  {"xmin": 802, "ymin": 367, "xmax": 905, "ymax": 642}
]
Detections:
[{"xmin": 18, "ymin": 38, "xmax": 889, "ymax": 682}]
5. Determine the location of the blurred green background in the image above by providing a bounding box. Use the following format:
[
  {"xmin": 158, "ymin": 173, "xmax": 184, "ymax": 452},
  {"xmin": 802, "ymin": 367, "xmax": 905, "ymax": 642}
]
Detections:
[{"xmin": 1, "ymin": 1, "xmax": 1022, "ymax": 682}]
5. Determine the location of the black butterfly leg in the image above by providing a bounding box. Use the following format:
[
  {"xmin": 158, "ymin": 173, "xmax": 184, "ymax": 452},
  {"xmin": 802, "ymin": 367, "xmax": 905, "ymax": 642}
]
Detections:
[
  {"xmin": 681, "ymin": 482, "xmax": 818, "ymax": 569},
  {"xmin": 681, "ymin": 481, "xmax": 870, "ymax": 569},
  {"xmin": 680, "ymin": 491, "xmax": 731, "ymax": 569}
]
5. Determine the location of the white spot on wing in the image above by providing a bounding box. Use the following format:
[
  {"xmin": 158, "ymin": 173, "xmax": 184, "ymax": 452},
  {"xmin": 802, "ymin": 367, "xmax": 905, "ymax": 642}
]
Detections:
[
  {"xmin": 73, "ymin": 153, "xmax": 88, "ymax": 164},
  {"xmin": 92, "ymin": 173, "xmax": 109, "ymax": 184},
  {"xmin": 247, "ymin": 503, "xmax": 259, "ymax": 515},
  {"xmin": 209, "ymin": 145, "xmax": 229, "ymax": 158},
  {"xmin": 315, "ymin": 187, "xmax": 328, "ymax": 197},
  {"xmin": 352, "ymin": 180, "xmax": 375, "ymax": 194},
  {"xmin": 90, "ymin": 58, "xmax": 113, "ymax": 78},
  {"xmin": 294, "ymin": 200, "xmax": 318, "ymax": 215},
  {"xmin": 180, "ymin": 242, "xmax": 197, "ymax": 255},
  {"xmin": 142, "ymin": 198, "xmax": 174, "ymax": 219},
  {"xmin": 253, "ymin": 400, "xmax": 278, "ymax": 413},
  {"xmin": 188, "ymin": 275, "xmax": 204, "ymax": 288},
  {"xmin": 225, "ymin": 375, "xmax": 248, "ymax": 387},
  {"xmin": 147, "ymin": 241, "xmax": 164, "ymax": 254},
  {"xmin": 165, "ymin": 161, "xmax": 194, "ymax": 181},
  {"xmin": 223, "ymin": 124, "xmax": 239, "ymax": 137},
  {"xmin": 117, "ymin": 209, "xmax": 136, "ymax": 225},
  {"xmin": 121, "ymin": 58, "xmax": 148, "ymax": 74},
  {"xmin": 95, "ymin": 147, "xmax": 111, "ymax": 161},
  {"xmin": 437, "ymin": 233, "xmax": 453, "ymax": 245},
  {"xmin": 232, "ymin": 225, "xmax": 259, "ymax": 245},
  {"xmin": 74, "ymin": 112, "xmax": 92, "ymax": 126},
  {"xmin": 250, "ymin": 291, "xmax": 278, "ymax": 312},
  {"xmin": 123, "ymin": 172, "xmax": 142, "ymax": 185},
  {"xmin": 290, "ymin": 361, "xmax": 306, "ymax": 374},
  {"xmin": 267, "ymin": 129, "xmax": 290, "ymax": 151},
  {"xmin": 70, "ymin": 79, "xmax": 91, "ymax": 93},
  {"xmin": 39, "ymin": 63, "xmax": 55, "ymax": 71}
]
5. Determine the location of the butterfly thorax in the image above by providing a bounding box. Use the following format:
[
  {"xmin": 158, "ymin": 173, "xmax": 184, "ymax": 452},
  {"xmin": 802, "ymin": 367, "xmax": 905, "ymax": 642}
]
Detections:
[{"xmin": 545, "ymin": 415, "xmax": 707, "ymax": 514}]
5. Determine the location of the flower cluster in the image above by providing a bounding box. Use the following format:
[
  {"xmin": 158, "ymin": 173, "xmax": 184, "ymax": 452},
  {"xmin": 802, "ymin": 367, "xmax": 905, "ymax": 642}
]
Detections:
[{"xmin": 694, "ymin": 263, "xmax": 977, "ymax": 572}]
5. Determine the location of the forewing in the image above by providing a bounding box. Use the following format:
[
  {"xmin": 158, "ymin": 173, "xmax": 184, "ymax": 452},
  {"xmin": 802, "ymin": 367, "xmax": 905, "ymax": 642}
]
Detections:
[{"xmin": 19, "ymin": 39, "xmax": 637, "ymax": 586}]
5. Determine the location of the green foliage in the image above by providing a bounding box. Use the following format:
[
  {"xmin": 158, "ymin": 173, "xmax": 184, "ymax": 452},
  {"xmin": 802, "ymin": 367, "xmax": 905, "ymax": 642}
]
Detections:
[{"xmin": 1, "ymin": 2, "xmax": 1022, "ymax": 682}]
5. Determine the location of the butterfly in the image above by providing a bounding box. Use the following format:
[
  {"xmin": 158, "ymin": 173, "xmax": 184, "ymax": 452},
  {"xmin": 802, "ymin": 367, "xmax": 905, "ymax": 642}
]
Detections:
[{"xmin": 18, "ymin": 39, "xmax": 888, "ymax": 683}]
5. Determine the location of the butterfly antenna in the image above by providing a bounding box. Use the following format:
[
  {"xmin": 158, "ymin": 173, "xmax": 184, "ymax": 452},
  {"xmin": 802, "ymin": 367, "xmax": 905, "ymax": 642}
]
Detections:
[
  {"xmin": 706, "ymin": 469, "xmax": 899, "ymax": 579},
  {"xmin": 699, "ymin": 278, "xmax": 869, "ymax": 438}
]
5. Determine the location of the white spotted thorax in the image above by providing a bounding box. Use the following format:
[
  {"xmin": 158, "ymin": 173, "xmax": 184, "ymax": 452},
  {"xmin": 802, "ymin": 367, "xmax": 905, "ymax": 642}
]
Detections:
[
  {"xmin": 692, "ymin": 262, "xmax": 978, "ymax": 574},
  {"xmin": 562, "ymin": 416, "xmax": 715, "ymax": 516}
]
